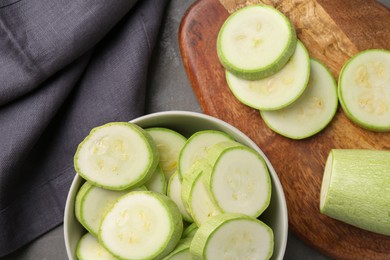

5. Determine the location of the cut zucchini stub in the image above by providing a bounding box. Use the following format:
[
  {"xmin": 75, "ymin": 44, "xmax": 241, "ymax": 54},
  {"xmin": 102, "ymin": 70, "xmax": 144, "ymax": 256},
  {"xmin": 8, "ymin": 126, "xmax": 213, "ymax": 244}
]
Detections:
[
  {"xmin": 338, "ymin": 49, "xmax": 390, "ymax": 131},
  {"xmin": 99, "ymin": 191, "xmax": 183, "ymax": 260},
  {"xmin": 320, "ymin": 149, "xmax": 390, "ymax": 236},
  {"xmin": 74, "ymin": 122, "xmax": 159, "ymax": 190},
  {"xmin": 190, "ymin": 213, "xmax": 274, "ymax": 260},
  {"xmin": 217, "ymin": 4, "xmax": 297, "ymax": 80},
  {"xmin": 226, "ymin": 40, "xmax": 310, "ymax": 110},
  {"xmin": 261, "ymin": 59, "xmax": 338, "ymax": 139}
]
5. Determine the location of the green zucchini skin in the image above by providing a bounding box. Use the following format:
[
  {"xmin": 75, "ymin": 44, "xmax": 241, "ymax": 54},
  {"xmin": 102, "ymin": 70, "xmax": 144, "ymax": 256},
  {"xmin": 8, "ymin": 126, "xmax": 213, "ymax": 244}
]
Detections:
[{"xmin": 320, "ymin": 149, "xmax": 390, "ymax": 236}]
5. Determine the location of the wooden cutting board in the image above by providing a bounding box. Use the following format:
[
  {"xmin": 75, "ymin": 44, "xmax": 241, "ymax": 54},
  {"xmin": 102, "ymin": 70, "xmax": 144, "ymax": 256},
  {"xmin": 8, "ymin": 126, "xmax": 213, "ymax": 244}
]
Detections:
[{"xmin": 178, "ymin": 0, "xmax": 390, "ymax": 259}]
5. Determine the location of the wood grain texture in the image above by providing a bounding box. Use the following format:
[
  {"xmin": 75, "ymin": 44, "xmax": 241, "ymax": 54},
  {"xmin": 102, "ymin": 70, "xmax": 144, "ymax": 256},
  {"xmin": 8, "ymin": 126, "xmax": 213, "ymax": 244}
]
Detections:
[{"xmin": 178, "ymin": 0, "xmax": 390, "ymax": 259}]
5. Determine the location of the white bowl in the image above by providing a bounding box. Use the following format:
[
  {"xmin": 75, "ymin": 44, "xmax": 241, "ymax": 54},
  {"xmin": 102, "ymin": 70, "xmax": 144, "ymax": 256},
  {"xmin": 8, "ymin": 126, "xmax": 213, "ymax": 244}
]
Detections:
[{"xmin": 64, "ymin": 111, "xmax": 288, "ymax": 259}]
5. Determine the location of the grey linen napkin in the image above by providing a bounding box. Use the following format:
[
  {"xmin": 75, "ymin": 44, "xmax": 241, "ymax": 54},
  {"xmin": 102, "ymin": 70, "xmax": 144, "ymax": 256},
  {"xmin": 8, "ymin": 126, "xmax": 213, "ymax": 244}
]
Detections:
[{"xmin": 0, "ymin": 0, "xmax": 169, "ymax": 256}]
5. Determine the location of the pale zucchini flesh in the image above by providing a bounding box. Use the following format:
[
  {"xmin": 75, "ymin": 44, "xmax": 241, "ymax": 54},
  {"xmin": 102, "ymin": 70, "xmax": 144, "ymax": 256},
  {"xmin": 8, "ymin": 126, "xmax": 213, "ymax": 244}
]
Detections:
[
  {"xmin": 75, "ymin": 182, "xmax": 132, "ymax": 237},
  {"xmin": 76, "ymin": 233, "xmax": 117, "ymax": 260},
  {"xmin": 208, "ymin": 146, "xmax": 271, "ymax": 218},
  {"xmin": 181, "ymin": 163, "xmax": 222, "ymax": 226},
  {"xmin": 189, "ymin": 173, "xmax": 222, "ymax": 226},
  {"xmin": 146, "ymin": 127, "xmax": 187, "ymax": 179},
  {"xmin": 99, "ymin": 191, "xmax": 183, "ymax": 259},
  {"xmin": 320, "ymin": 149, "xmax": 390, "ymax": 236},
  {"xmin": 74, "ymin": 122, "xmax": 158, "ymax": 190},
  {"xmin": 167, "ymin": 171, "xmax": 194, "ymax": 222},
  {"xmin": 217, "ymin": 4, "xmax": 297, "ymax": 80},
  {"xmin": 261, "ymin": 59, "xmax": 338, "ymax": 139},
  {"xmin": 338, "ymin": 49, "xmax": 390, "ymax": 131},
  {"xmin": 145, "ymin": 164, "xmax": 167, "ymax": 195},
  {"xmin": 226, "ymin": 40, "xmax": 310, "ymax": 110},
  {"xmin": 178, "ymin": 130, "xmax": 233, "ymax": 179}
]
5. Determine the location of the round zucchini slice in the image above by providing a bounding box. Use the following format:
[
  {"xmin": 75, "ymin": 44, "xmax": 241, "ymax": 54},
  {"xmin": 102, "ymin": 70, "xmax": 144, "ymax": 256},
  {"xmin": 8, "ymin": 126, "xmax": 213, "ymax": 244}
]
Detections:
[
  {"xmin": 226, "ymin": 41, "xmax": 310, "ymax": 110},
  {"xmin": 217, "ymin": 4, "xmax": 297, "ymax": 80},
  {"xmin": 338, "ymin": 49, "xmax": 390, "ymax": 131},
  {"xmin": 261, "ymin": 59, "xmax": 338, "ymax": 139}
]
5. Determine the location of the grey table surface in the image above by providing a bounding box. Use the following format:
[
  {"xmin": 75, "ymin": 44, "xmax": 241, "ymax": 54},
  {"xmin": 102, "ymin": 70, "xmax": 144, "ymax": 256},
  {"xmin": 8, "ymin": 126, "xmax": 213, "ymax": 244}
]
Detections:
[{"xmin": 3, "ymin": 0, "xmax": 390, "ymax": 259}]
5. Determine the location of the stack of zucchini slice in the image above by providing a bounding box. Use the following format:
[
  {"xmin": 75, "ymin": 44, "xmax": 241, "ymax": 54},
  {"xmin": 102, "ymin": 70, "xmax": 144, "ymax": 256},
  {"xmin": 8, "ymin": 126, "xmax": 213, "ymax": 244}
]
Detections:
[
  {"xmin": 74, "ymin": 123, "xmax": 274, "ymax": 259},
  {"xmin": 218, "ymin": 4, "xmax": 390, "ymax": 137}
]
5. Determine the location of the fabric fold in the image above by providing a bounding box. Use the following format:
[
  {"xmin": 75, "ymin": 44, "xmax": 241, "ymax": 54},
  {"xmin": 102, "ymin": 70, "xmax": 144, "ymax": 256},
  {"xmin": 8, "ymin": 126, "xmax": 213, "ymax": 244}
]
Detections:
[
  {"xmin": 0, "ymin": 0, "xmax": 169, "ymax": 256},
  {"xmin": 0, "ymin": 0, "xmax": 138, "ymax": 105}
]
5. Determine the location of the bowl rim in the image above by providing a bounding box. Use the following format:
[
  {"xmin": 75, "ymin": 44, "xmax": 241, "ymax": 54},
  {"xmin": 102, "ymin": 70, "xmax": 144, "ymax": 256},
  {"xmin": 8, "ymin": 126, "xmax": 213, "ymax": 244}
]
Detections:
[{"xmin": 64, "ymin": 110, "xmax": 288, "ymax": 259}]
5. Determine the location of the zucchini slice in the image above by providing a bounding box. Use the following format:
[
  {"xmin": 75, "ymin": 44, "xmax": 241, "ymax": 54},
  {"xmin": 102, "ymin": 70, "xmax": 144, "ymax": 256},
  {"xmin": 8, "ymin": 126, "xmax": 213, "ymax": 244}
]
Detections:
[
  {"xmin": 76, "ymin": 233, "xmax": 116, "ymax": 260},
  {"xmin": 74, "ymin": 122, "xmax": 159, "ymax": 190},
  {"xmin": 338, "ymin": 49, "xmax": 390, "ymax": 131},
  {"xmin": 190, "ymin": 213, "xmax": 274, "ymax": 260},
  {"xmin": 261, "ymin": 59, "xmax": 338, "ymax": 139},
  {"xmin": 167, "ymin": 171, "xmax": 194, "ymax": 223},
  {"xmin": 99, "ymin": 191, "xmax": 183, "ymax": 259},
  {"xmin": 146, "ymin": 127, "xmax": 187, "ymax": 179},
  {"xmin": 204, "ymin": 145, "xmax": 271, "ymax": 218},
  {"xmin": 145, "ymin": 164, "xmax": 167, "ymax": 195},
  {"xmin": 75, "ymin": 182, "xmax": 143, "ymax": 237},
  {"xmin": 178, "ymin": 130, "xmax": 233, "ymax": 179},
  {"xmin": 226, "ymin": 41, "xmax": 310, "ymax": 110},
  {"xmin": 181, "ymin": 163, "xmax": 222, "ymax": 226},
  {"xmin": 217, "ymin": 4, "xmax": 297, "ymax": 80}
]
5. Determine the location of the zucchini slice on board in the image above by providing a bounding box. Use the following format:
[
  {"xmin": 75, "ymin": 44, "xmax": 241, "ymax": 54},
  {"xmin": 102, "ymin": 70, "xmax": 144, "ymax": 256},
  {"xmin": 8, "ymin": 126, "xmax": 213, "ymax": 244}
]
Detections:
[
  {"xmin": 320, "ymin": 149, "xmax": 390, "ymax": 236},
  {"xmin": 338, "ymin": 49, "xmax": 390, "ymax": 131},
  {"xmin": 261, "ymin": 59, "xmax": 338, "ymax": 139},
  {"xmin": 99, "ymin": 191, "xmax": 183, "ymax": 260},
  {"xmin": 217, "ymin": 4, "xmax": 297, "ymax": 80},
  {"xmin": 74, "ymin": 122, "xmax": 159, "ymax": 190},
  {"xmin": 226, "ymin": 41, "xmax": 310, "ymax": 110},
  {"xmin": 190, "ymin": 213, "xmax": 274, "ymax": 260}
]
